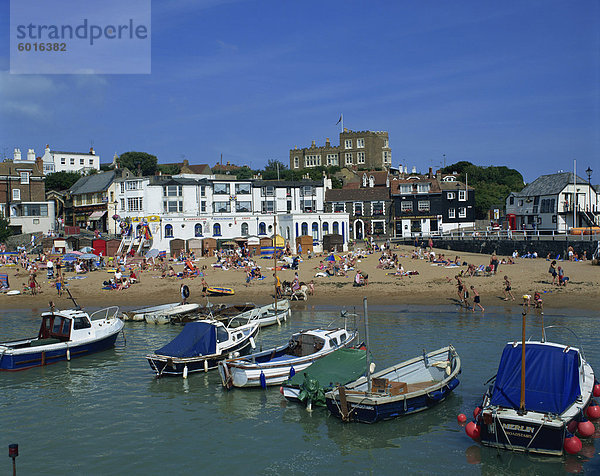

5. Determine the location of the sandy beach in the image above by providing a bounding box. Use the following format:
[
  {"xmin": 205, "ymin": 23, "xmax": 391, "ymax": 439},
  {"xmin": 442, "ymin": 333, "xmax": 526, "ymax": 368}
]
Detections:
[{"xmin": 1, "ymin": 245, "xmax": 599, "ymax": 312}]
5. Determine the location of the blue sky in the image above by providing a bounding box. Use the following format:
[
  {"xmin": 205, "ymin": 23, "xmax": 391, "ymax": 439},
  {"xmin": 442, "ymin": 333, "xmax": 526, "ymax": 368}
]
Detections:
[{"xmin": 1, "ymin": 0, "xmax": 598, "ymax": 182}]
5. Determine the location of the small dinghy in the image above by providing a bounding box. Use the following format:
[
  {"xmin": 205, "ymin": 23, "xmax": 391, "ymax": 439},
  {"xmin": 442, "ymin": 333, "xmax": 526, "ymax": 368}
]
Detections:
[
  {"xmin": 0, "ymin": 306, "xmax": 123, "ymax": 371},
  {"xmin": 218, "ymin": 327, "xmax": 358, "ymax": 389},
  {"xmin": 145, "ymin": 303, "xmax": 200, "ymax": 325},
  {"xmin": 207, "ymin": 287, "xmax": 235, "ymax": 296},
  {"xmin": 467, "ymin": 310, "xmax": 597, "ymax": 456},
  {"xmin": 122, "ymin": 302, "xmax": 181, "ymax": 322},
  {"xmin": 325, "ymin": 346, "xmax": 460, "ymax": 423},
  {"xmin": 226, "ymin": 300, "xmax": 290, "ymax": 329},
  {"xmin": 146, "ymin": 319, "xmax": 259, "ymax": 378}
]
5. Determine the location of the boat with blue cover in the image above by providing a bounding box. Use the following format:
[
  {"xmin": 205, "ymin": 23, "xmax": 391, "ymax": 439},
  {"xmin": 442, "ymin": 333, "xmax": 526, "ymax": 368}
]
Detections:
[
  {"xmin": 218, "ymin": 327, "xmax": 358, "ymax": 389},
  {"xmin": 472, "ymin": 329, "xmax": 596, "ymax": 456},
  {"xmin": 0, "ymin": 306, "xmax": 123, "ymax": 371},
  {"xmin": 325, "ymin": 345, "xmax": 461, "ymax": 423},
  {"xmin": 146, "ymin": 319, "xmax": 259, "ymax": 377}
]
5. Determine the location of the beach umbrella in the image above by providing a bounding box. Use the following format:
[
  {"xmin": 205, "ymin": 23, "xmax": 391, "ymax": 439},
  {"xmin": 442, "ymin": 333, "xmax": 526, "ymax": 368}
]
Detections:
[
  {"xmin": 325, "ymin": 254, "xmax": 343, "ymax": 262},
  {"xmin": 69, "ymin": 251, "xmax": 83, "ymax": 256},
  {"xmin": 145, "ymin": 249, "xmax": 159, "ymax": 258},
  {"xmin": 62, "ymin": 255, "xmax": 77, "ymax": 262},
  {"xmin": 81, "ymin": 253, "xmax": 99, "ymax": 260},
  {"xmin": 79, "ymin": 246, "xmax": 94, "ymax": 253}
]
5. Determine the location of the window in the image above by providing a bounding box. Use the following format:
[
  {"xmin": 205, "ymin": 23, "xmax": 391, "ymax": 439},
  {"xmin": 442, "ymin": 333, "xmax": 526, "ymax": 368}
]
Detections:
[
  {"xmin": 287, "ymin": 200, "xmax": 292, "ymax": 212},
  {"xmin": 20, "ymin": 172, "xmax": 29, "ymax": 184},
  {"xmin": 165, "ymin": 224, "xmax": 173, "ymax": 238},
  {"xmin": 305, "ymin": 155, "xmax": 321, "ymax": 167},
  {"xmin": 199, "ymin": 186, "xmax": 206, "ymax": 197},
  {"xmin": 163, "ymin": 200, "xmax": 183, "ymax": 213},
  {"xmin": 326, "ymin": 154, "xmax": 339, "ymax": 166},
  {"xmin": 518, "ymin": 200, "xmax": 524, "ymax": 207},
  {"xmin": 322, "ymin": 222, "xmax": 329, "ymax": 234},
  {"xmin": 458, "ymin": 190, "xmax": 466, "ymax": 201},
  {"xmin": 20, "ymin": 204, "xmax": 48, "ymax": 216},
  {"xmin": 127, "ymin": 197, "xmax": 143, "ymax": 212},
  {"xmin": 236, "ymin": 201, "xmax": 251, "ymax": 212},
  {"xmin": 541, "ymin": 198, "xmax": 556, "ymax": 213},
  {"xmin": 262, "ymin": 201, "xmax": 275, "ymax": 213},
  {"xmin": 163, "ymin": 185, "xmax": 182, "ymax": 197},
  {"xmin": 80, "ymin": 158, "xmax": 84, "ymax": 165},
  {"xmin": 356, "ymin": 138, "xmax": 365, "ymax": 148},
  {"xmin": 213, "ymin": 223, "xmax": 221, "ymax": 236},
  {"xmin": 312, "ymin": 222, "xmax": 319, "ymax": 239},
  {"xmin": 354, "ymin": 202, "xmax": 363, "ymax": 216},
  {"xmin": 372, "ymin": 221, "xmax": 385, "ymax": 235},
  {"xmin": 120, "ymin": 198, "xmax": 125, "ymax": 210},
  {"xmin": 301, "ymin": 186, "xmax": 313, "ymax": 196},
  {"xmin": 448, "ymin": 208, "xmax": 455, "ymax": 219},
  {"xmin": 345, "ymin": 139, "xmax": 352, "ymax": 149},
  {"xmin": 293, "ymin": 156, "xmax": 299, "ymax": 168},
  {"xmin": 200, "ymin": 201, "xmax": 207, "ymax": 213},
  {"xmin": 241, "ymin": 223, "xmax": 249, "ymax": 236},
  {"xmin": 418, "ymin": 201, "xmax": 430, "ymax": 212},
  {"xmin": 384, "ymin": 139, "xmax": 389, "ymax": 148},
  {"xmin": 357, "ymin": 152, "xmax": 365, "ymax": 164},
  {"xmin": 509, "ymin": 196, "xmax": 514, "ymax": 205},
  {"xmin": 383, "ymin": 151, "xmax": 391, "ymax": 164},
  {"xmin": 458, "ymin": 207, "xmax": 467, "ymax": 218},
  {"xmin": 126, "ymin": 180, "xmax": 141, "ymax": 191},
  {"xmin": 372, "ymin": 202, "xmax": 384, "ymax": 215},
  {"xmin": 214, "ymin": 183, "xmax": 230, "ymax": 195},
  {"xmin": 333, "ymin": 202, "xmax": 345, "ymax": 213},
  {"xmin": 12, "ymin": 189, "xmax": 20, "ymax": 201},
  {"xmin": 235, "ymin": 183, "xmax": 251, "ymax": 195},
  {"xmin": 417, "ymin": 183, "xmax": 430, "ymax": 193},
  {"xmin": 120, "ymin": 182, "xmax": 125, "ymax": 193},
  {"xmin": 332, "ymin": 222, "xmax": 339, "ymax": 234},
  {"xmin": 258, "ymin": 222, "xmax": 266, "ymax": 235},
  {"xmin": 345, "ymin": 153, "xmax": 353, "ymax": 165},
  {"xmin": 214, "ymin": 201, "xmax": 231, "ymax": 213},
  {"xmin": 301, "ymin": 222, "xmax": 308, "ymax": 235},
  {"xmin": 89, "ymin": 159, "xmax": 94, "ymax": 165},
  {"xmin": 302, "ymin": 199, "xmax": 314, "ymax": 213},
  {"xmin": 61, "ymin": 158, "xmax": 66, "ymax": 165},
  {"xmin": 401, "ymin": 201, "xmax": 413, "ymax": 212},
  {"xmin": 194, "ymin": 223, "xmax": 203, "ymax": 237},
  {"xmin": 70, "ymin": 158, "xmax": 75, "ymax": 165},
  {"xmin": 398, "ymin": 184, "xmax": 411, "ymax": 194},
  {"xmin": 446, "ymin": 192, "xmax": 455, "ymax": 200},
  {"xmin": 262, "ymin": 186, "xmax": 275, "ymax": 197}
]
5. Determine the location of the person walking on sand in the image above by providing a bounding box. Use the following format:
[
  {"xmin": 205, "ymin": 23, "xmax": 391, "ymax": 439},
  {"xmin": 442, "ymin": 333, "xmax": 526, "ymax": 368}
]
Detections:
[
  {"xmin": 548, "ymin": 260, "xmax": 558, "ymax": 285},
  {"xmin": 503, "ymin": 275, "xmax": 515, "ymax": 301},
  {"xmin": 463, "ymin": 285, "xmax": 471, "ymax": 309},
  {"xmin": 274, "ymin": 273, "xmax": 282, "ymax": 298},
  {"xmin": 201, "ymin": 277, "xmax": 208, "ymax": 297},
  {"xmin": 455, "ymin": 275, "xmax": 465, "ymax": 303},
  {"xmin": 470, "ymin": 285, "xmax": 484, "ymax": 312}
]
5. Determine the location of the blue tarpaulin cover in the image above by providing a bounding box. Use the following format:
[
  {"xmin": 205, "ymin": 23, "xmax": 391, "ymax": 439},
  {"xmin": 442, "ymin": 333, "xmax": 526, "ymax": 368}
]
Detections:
[
  {"xmin": 155, "ymin": 322, "xmax": 217, "ymax": 358},
  {"xmin": 490, "ymin": 343, "xmax": 581, "ymax": 414}
]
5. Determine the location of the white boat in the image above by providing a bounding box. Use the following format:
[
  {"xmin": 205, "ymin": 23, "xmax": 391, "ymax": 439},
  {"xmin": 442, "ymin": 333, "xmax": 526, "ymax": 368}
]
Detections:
[
  {"xmin": 122, "ymin": 302, "xmax": 181, "ymax": 322},
  {"xmin": 218, "ymin": 327, "xmax": 358, "ymax": 389},
  {"xmin": 0, "ymin": 307, "xmax": 123, "ymax": 371},
  {"xmin": 227, "ymin": 300, "xmax": 290, "ymax": 329},
  {"xmin": 146, "ymin": 303, "xmax": 200, "ymax": 325}
]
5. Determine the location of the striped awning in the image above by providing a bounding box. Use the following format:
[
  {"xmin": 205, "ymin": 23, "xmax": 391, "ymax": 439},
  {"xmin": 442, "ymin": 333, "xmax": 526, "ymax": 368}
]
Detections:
[{"xmin": 88, "ymin": 210, "xmax": 107, "ymax": 220}]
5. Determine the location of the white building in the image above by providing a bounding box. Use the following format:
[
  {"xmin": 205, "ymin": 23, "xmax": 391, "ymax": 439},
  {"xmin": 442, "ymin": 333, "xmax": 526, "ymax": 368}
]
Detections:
[
  {"xmin": 41, "ymin": 145, "xmax": 100, "ymax": 174},
  {"xmin": 113, "ymin": 174, "xmax": 350, "ymax": 254}
]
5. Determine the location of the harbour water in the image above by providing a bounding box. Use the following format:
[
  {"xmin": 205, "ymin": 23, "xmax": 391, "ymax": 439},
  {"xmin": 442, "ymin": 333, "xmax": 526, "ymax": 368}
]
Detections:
[{"xmin": 1, "ymin": 304, "xmax": 599, "ymax": 475}]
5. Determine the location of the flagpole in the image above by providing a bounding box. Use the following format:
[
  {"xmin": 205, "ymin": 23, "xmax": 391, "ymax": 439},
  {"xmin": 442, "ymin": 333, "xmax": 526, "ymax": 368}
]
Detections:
[{"xmin": 341, "ymin": 113, "xmax": 344, "ymax": 133}]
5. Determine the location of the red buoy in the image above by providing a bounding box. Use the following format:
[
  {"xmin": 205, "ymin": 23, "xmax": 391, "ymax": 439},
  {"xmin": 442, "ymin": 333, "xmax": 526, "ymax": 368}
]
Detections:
[
  {"xmin": 279, "ymin": 386, "xmax": 284, "ymax": 395},
  {"xmin": 465, "ymin": 421, "xmax": 476, "ymax": 438},
  {"xmin": 586, "ymin": 405, "xmax": 600, "ymax": 420},
  {"xmin": 457, "ymin": 413, "xmax": 467, "ymax": 424},
  {"xmin": 577, "ymin": 420, "xmax": 595, "ymax": 438},
  {"xmin": 593, "ymin": 383, "xmax": 600, "ymax": 398},
  {"xmin": 473, "ymin": 406, "xmax": 481, "ymax": 419},
  {"xmin": 472, "ymin": 423, "xmax": 481, "ymax": 440},
  {"xmin": 567, "ymin": 420, "xmax": 578, "ymax": 433},
  {"xmin": 564, "ymin": 435, "xmax": 582, "ymax": 455}
]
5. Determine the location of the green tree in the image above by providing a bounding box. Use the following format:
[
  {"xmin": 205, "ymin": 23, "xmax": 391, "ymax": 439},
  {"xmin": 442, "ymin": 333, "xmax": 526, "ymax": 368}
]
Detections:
[
  {"xmin": 440, "ymin": 161, "xmax": 525, "ymax": 219},
  {"xmin": 45, "ymin": 171, "xmax": 82, "ymax": 192},
  {"xmin": 116, "ymin": 151, "xmax": 158, "ymax": 176},
  {"xmin": 234, "ymin": 166, "xmax": 254, "ymax": 180},
  {"xmin": 158, "ymin": 164, "xmax": 181, "ymax": 175},
  {"xmin": 0, "ymin": 215, "xmax": 12, "ymax": 242}
]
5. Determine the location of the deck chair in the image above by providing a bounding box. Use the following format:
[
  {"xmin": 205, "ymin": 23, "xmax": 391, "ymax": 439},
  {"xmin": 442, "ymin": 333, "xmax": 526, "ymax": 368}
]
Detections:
[{"xmin": 0, "ymin": 273, "xmax": 9, "ymax": 290}]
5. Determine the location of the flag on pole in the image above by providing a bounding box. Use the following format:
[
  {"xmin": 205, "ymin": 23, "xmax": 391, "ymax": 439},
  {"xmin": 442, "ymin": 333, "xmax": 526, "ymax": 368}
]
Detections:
[{"xmin": 336, "ymin": 114, "xmax": 343, "ymax": 125}]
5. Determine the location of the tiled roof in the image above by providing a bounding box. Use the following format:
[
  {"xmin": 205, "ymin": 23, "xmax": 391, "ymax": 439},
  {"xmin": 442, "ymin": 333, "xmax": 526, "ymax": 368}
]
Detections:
[
  {"xmin": 182, "ymin": 163, "xmax": 212, "ymax": 174},
  {"xmin": 326, "ymin": 187, "xmax": 390, "ymax": 201},
  {"xmin": 513, "ymin": 172, "xmax": 594, "ymax": 196},
  {"xmin": 69, "ymin": 170, "xmax": 116, "ymax": 195}
]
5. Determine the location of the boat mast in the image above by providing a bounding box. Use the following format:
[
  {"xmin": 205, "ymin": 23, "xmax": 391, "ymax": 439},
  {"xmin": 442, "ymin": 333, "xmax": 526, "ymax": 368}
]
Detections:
[
  {"xmin": 364, "ymin": 297, "xmax": 372, "ymax": 393},
  {"xmin": 273, "ymin": 210, "xmax": 279, "ymax": 324},
  {"xmin": 519, "ymin": 307, "xmax": 527, "ymax": 414}
]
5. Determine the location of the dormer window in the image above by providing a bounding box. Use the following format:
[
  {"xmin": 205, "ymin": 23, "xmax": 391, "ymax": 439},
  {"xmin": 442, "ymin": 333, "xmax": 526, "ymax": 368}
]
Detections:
[
  {"xmin": 369, "ymin": 176, "xmax": 375, "ymax": 188},
  {"xmin": 362, "ymin": 174, "xmax": 367, "ymax": 187},
  {"xmin": 417, "ymin": 183, "xmax": 430, "ymax": 193}
]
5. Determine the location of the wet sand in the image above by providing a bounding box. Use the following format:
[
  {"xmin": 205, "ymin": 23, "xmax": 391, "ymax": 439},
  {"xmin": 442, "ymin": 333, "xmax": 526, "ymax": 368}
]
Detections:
[{"xmin": 1, "ymin": 245, "xmax": 598, "ymax": 312}]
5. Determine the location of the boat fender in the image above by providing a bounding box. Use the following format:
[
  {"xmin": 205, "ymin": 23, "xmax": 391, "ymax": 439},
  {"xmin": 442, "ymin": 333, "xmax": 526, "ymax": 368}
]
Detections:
[
  {"xmin": 249, "ymin": 337, "xmax": 256, "ymax": 349},
  {"xmin": 577, "ymin": 420, "xmax": 595, "ymax": 438},
  {"xmin": 369, "ymin": 363, "xmax": 376, "ymax": 373},
  {"xmin": 465, "ymin": 422, "xmax": 481, "ymax": 441},
  {"xmin": 473, "ymin": 407, "xmax": 481, "ymax": 419},
  {"xmin": 183, "ymin": 365, "xmax": 188, "ymax": 379},
  {"xmin": 567, "ymin": 420, "xmax": 578, "ymax": 433},
  {"xmin": 260, "ymin": 371, "xmax": 267, "ymax": 389},
  {"xmin": 594, "ymin": 383, "xmax": 600, "ymax": 398},
  {"xmin": 66, "ymin": 348, "xmax": 70, "ymax": 361},
  {"xmin": 586, "ymin": 404, "xmax": 600, "ymax": 420},
  {"xmin": 289, "ymin": 366, "xmax": 296, "ymax": 378},
  {"xmin": 203, "ymin": 360, "xmax": 209, "ymax": 372},
  {"xmin": 564, "ymin": 435, "xmax": 582, "ymax": 455}
]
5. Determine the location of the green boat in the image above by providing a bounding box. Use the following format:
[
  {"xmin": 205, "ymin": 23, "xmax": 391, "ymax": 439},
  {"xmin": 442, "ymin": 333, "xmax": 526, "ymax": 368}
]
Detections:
[{"xmin": 281, "ymin": 347, "xmax": 369, "ymax": 409}]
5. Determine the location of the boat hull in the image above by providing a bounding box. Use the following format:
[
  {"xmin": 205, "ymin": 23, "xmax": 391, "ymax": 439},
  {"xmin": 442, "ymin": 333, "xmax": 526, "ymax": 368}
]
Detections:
[
  {"xmin": 0, "ymin": 332, "xmax": 121, "ymax": 371},
  {"xmin": 326, "ymin": 377, "xmax": 459, "ymax": 423}
]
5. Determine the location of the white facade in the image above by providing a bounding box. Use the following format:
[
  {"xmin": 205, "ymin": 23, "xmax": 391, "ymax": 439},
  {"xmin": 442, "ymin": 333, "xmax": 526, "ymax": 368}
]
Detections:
[
  {"xmin": 41, "ymin": 145, "xmax": 100, "ymax": 174},
  {"xmin": 113, "ymin": 176, "xmax": 350, "ymax": 253},
  {"xmin": 8, "ymin": 201, "xmax": 56, "ymax": 234}
]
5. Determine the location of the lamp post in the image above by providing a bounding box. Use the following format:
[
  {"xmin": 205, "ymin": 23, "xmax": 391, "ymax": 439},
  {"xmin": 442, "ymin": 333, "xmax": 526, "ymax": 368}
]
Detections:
[{"xmin": 586, "ymin": 167, "xmax": 593, "ymax": 238}]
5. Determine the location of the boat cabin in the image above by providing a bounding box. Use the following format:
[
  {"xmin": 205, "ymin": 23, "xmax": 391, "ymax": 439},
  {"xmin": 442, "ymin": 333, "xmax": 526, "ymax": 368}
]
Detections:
[
  {"xmin": 288, "ymin": 329, "xmax": 349, "ymax": 357},
  {"xmin": 38, "ymin": 311, "xmax": 91, "ymax": 343}
]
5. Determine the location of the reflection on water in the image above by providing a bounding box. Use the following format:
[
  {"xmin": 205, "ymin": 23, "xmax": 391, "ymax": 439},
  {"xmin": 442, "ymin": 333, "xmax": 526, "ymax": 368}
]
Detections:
[{"xmin": 0, "ymin": 305, "xmax": 598, "ymax": 475}]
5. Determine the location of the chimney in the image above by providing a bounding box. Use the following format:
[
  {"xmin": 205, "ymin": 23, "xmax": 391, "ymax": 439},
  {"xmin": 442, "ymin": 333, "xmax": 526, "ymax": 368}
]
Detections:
[
  {"xmin": 90, "ymin": 147, "xmax": 95, "ymax": 155},
  {"xmin": 14, "ymin": 148, "xmax": 21, "ymax": 161},
  {"xmin": 183, "ymin": 159, "xmax": 189, "ymax": 166},
  {"xmin": 311, "ymin": 140, "xmax": 316, "ymax": 148},
  {"xmin": 411, "ymin": 166, "xmax": 417, "ymax": 174},
  {"xmin": 404, "ymin": 166, "xmax": 408, "ymax": 174},
  {"xmin": 343, "ymin": 128, "xmax": 348, "ymax": 133},
  {"xmin": 428, "ymin": 167, "xmax": 433, "ymax": 178},
  {"xmin": 27, "ymin": 148, "xmax": 35, "ymax": 161},
  {"xmin": 325, "ymin": 138, "xmax": 330, "ymax": 147}
]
